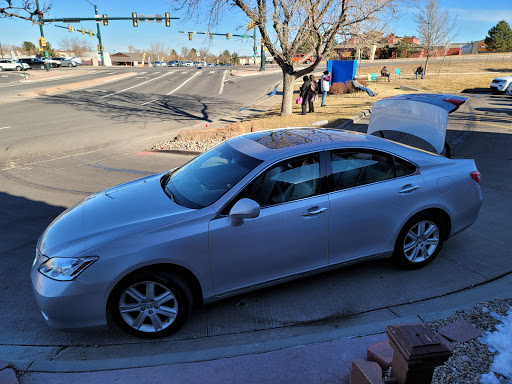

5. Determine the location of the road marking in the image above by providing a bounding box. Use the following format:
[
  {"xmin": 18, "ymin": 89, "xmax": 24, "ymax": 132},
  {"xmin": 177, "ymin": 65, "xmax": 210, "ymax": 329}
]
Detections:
[
  {"xmin": 1, "ymin": 75, "xmax": 8, "ymax": 78},
  {"xmin": 209, "ymin": 71, "xmax": 215, "ymax": 74},
  {"xmin": 476, "ymin": 120, "xmax": 511, "ymax": 130},
  {"xmin": 182, "ymin": 71, "xmax": 188, "ymax": 74},
  {"xmin": 140, "ymin": 72, "xmax": 201, "ymax": 105},
  {"xmin": 219, "ymin": 71, "xmax": 227, "ymax": 94},
  {"xmin": 99, "ymin": 72, "xmax": 170, "ymax": 99},
  {"xmin": 0, "ymin": 126, "xmax": 12, "ymax": 130}
]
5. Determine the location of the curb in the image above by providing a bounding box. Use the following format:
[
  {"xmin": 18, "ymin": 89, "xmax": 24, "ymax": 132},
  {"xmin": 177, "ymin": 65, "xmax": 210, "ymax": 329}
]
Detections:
[
  {"xmin": 334, "ymin": 108, "xmax": 372, "ymax": 130},
  {"xmin": 148, "ymin": 149, "xmax": 203, "ymax": 156}
]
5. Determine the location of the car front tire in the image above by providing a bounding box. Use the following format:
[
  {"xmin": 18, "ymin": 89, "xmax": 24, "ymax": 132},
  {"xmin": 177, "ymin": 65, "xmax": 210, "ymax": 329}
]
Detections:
[
  {"xmin": 109, "ymin": 271, "xmax": 193, "ymax": 338},
  {"xmin": 16, "ymin": 66, "xmax": 22, "ymax": 71},
  {"xmin": 393, "ymin": 212, "xmax": 445, "ymax": 269}
]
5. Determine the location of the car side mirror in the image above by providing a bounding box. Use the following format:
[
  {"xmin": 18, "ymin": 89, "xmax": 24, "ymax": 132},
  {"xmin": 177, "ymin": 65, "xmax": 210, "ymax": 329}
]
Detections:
[{"xmin": 229, "ymin": 198, "xmax": 260, "ymax": 227}]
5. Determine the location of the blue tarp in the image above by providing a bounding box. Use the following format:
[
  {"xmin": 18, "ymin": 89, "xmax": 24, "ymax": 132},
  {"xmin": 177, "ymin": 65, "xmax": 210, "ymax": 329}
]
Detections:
[{"xmin": 326, "ymin": 60, "xmax": 357, "ymax": 85}]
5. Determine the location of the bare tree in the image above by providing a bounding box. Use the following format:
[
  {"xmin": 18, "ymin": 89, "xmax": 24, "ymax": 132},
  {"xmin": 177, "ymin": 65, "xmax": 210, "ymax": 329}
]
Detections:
[
  {"xmin": 414, "ymin": 0, "xmax": 455, "ymax": 77},
  {"xmin": 59, "ymin": 37, "xmax": 92, "ymax": 58},
  {"xmin": 0, "ymin": 0, "xmax": 51, "ymax": 22},
  {"xmin": 177, "ymin": 0, "xmax": 408, "ymax": 115},
  {"xmin": 148, "ymin": 42, "xmax": 169, "ymax": 61}
]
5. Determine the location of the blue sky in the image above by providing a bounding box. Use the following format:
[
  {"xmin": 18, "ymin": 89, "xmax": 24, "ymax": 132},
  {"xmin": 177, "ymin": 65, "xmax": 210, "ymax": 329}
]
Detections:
[{"xmin": 0, "ymin": 0, "xmax": 511, "ymax": 56}]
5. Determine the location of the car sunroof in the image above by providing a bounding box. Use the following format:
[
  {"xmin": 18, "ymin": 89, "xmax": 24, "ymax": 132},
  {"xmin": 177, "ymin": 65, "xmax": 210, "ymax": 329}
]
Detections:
[{"xmin": 246, "ymin": 130, "xmax": 312, "ymax": 149}]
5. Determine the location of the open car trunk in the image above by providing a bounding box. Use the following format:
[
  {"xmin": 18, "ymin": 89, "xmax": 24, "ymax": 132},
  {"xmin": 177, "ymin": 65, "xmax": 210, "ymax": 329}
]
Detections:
[{"xmin": 367, "ymin": 94, "xmax": 468, "ymax": 155}]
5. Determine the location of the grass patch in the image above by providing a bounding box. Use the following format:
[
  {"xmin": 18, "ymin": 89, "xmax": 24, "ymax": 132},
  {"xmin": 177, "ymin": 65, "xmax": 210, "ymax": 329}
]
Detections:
[{"xmin": 238, "ymin": 59, "xmax": 509, "ymax": 132}]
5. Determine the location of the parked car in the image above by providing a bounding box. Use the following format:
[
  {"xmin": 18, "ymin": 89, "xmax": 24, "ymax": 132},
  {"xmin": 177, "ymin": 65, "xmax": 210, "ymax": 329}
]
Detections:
[
  {"xmin": 0, "ymin": 59, "xmax": 23, "ymax": 71},
  {"xmin": 293, "ymin": 54, "xmax": 315, "ymax": 64},
  {"xmin": 53, "ymin": 57, "xmax": 78, "ymax": 67},
  {"xmin": 152, "ymin": 61, "xmax": 167, "ymax": 67},
  {"xmin": 183, "ymin": 61, "xmax": 194, "ymax": 67},
  {"xmin": 167, "ymin": 60, "xmax": 179, "ymax": 67},
  {"xmin": 40, "ymin": 57, "xmax": 61, "ymax": 67},
  {"xmin": 31, "ymin": 94, "xmax": 482, "ymax": 338},
  {"xmin": 490, "ymin": 75, "xmax": 512, "ymax": 94},
  {"xmin": 17, "ymin": 57, "xmax": 47, "ymax": 70}
]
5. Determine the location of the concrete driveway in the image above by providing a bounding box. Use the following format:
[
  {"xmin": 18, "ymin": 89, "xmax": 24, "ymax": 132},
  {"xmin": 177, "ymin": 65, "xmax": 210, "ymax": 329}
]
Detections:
[{"xmin": 0, "ymin": 92, "xmax": 511, "ymax": 374}]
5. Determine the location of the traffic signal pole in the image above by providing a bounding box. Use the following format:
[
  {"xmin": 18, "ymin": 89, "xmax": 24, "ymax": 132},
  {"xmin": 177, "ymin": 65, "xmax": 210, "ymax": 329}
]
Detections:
[
  {"xmin": 93, "ymin": 4, "xmax": 104, "ymax": 66},
  {"xmin": 35, "ymin": 0, "xmax": 50, "ymax": 71}
]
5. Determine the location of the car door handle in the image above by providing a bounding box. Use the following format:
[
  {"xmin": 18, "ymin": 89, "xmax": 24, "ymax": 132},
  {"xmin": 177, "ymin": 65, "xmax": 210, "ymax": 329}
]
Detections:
[
  {"xmin": 399, "ymin": 185, "xmax": 420, "ymax": 194},
  {"xmin": 302, "ymin": 207, "xmax": 327, "ymax": 217}
]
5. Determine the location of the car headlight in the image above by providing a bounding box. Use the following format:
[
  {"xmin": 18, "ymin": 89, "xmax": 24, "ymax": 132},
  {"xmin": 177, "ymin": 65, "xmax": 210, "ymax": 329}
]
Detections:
[{"xmin": 38, "ymin": 256, "xmax": 98, "ymax": 281}]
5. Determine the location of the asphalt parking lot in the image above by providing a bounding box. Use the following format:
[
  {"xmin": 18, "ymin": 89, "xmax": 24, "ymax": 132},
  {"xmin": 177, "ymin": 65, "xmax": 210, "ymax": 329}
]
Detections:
[{"xmin": 0, "ymin": 92, "xmax": 511, "ymax": 374}]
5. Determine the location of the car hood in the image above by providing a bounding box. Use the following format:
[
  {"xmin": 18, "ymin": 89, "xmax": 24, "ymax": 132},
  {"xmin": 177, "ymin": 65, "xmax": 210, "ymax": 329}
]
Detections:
[
  {"xmin": 39, "ymin": 173, "xmax": 194, "ymax": 256},
  {"xmin": 367, "ymin": 94, "xmax": 467, "ymax": 154}
]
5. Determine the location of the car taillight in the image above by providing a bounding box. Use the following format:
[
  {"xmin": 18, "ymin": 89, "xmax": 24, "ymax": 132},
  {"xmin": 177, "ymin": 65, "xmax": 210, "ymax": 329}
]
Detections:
[{"xmin": 470, "ymin": 171, "xmax": 481, "ymax": 184}]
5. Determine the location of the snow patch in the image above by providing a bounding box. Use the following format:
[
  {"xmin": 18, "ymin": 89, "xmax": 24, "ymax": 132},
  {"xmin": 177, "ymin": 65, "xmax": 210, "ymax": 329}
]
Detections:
[{"xmin": 480, "ymin": 308, "xmax": 512, "ymax": 384}]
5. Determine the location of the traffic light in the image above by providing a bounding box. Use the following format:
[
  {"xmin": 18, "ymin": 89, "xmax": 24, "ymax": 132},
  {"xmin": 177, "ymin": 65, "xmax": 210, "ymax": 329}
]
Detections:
[
  {"xmin": 68, "ymin": 24, "xmax": 72, "ymax": 32},
  {"xmin": 132, "ymin": 12, "xmax": 138, "ymax": 27},
  {"xmin": 38, "ymin": 37, "xmax": 46, "ymax": 47},
  {"xmin": 89, "ymin": 30, "xmax": 93, "ymax": 37},
  {"xmin": 226, "ymin": 33, "xmax": 230, "ymax": 40},
  {"xmin": 97, "ymin": 44, "xmax": 100, "ymax": 52},
  {"xmin": 210, "ymin": 33, "xmax": 213, "ymax": 39},
  {"xmin": 260, "ymin": 37, "xmax": 264, "ymax": 45},
  {"xmin": 188, "ymin": 32, "xmax": 192, "ymax": 40},
  {"xmin": 165, "ymin": 12, "xmax": 170, "ymax": 27},
  {"xmin": 82, "ymin": 27, "xmax": 85, "ymax": 35},
  {"xmin": 103, "ymin": 14, "xmax": 108, "ymax": 26}
]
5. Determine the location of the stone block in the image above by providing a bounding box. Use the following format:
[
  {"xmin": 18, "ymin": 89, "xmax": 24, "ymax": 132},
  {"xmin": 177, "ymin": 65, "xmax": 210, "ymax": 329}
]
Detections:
[
  {"xmin": 436, "ymin": 332, "xmax": 455, "ymax": 352},
  {"xmin": 0, "ymin": 368, "xmax": 18, "ymax": 384},
  {"xmin": 438, "ymin": 319, "xmax": 482, "ymax": 343},
  {"xmin": 367, "ymin": 340, "xmax": 393, "ymax": 370},
  {"xmin": 350, "ymin": 359, "xmax": 384, "ymax": 384}
]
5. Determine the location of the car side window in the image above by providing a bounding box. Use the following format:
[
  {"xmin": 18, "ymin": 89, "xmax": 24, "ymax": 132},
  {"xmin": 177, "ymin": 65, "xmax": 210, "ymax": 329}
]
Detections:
[
  {"xmin": 330, "ymin": 150, "xmax": 394, "ymax": 191},
  {"xmin": 395, "ymin": 157, "xmax": 417, "ymax": 177},
  {"xmin": 240, "ymin": 154, "xmax": 321, "ymax": 208}
]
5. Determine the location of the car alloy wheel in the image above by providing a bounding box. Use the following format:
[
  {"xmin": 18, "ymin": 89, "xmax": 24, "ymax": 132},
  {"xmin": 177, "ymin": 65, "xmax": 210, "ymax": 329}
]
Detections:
[
  {"xmin": 110, "ymin": 271, "xmax": 193, "ymax": 338},
  {"xmin": 0, "ymin": 67, "xmax": 3, "ymax": 71},
  {"xmin": 403, "ymin": 220, "xmax": 439, "ymax": 263},
  {"xmin": 68, "ymin": 63, "xmax": 73, "ymax": 67},
  {"xmin": 40, "ymin": 65, "xmax": 45, "ymax": 70},
  {"xmin": 394, "ymin": 213, "xmax": 445, "ymax": 269},
  {"xmin": 120, "ymin": 281, "xmax": 178, "ymax": 333},
  {"xmin": 16, "ymin": 66, "xmax": 21, "ymax": 71}
]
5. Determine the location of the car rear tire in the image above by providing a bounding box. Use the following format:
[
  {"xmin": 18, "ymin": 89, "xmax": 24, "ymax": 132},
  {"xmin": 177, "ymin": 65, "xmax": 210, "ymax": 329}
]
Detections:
[
  {"xmin": 40, "ymin": 64, "xmax": 45, "ymax": 70},
  {"xmin": 16, "ymin": 66, "xmax": 21, "ymax": 71},
  {"xmin": 306, "ymin": 59, "xmax": 311, "ymax": 64},
  {"xmin": 68, "ymin": 63, "xmax": 73, "ymax": 67},
  {"xmin": 393, "ymin": 212, "xmax": 445, "ymax": 269},
  {"xmin": 0, "ymin": 67, "xmax": 3, "ymax": 71},
  {"xmin": 109, "ymin": 271, "xmax": 193, "ymax": 338}
]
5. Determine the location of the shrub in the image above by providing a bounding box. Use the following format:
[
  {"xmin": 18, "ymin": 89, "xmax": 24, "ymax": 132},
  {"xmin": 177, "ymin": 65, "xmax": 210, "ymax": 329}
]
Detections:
[{"xmin": 329, "ymin": 79, "xmax": 369, "ymax": 95}]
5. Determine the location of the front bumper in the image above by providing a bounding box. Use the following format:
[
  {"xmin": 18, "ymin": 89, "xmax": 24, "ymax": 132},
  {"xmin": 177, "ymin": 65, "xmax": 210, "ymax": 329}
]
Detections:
[
  {"xmin": 490, "ymin": 83, "xmax": 508, "ymax": 92},
  {"xmin": 31, "ymin": 265, "xmax": 109, "ymax": 331}
]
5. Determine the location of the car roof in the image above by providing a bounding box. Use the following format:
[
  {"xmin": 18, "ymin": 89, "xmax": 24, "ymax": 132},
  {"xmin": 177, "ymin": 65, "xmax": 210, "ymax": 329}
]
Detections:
[{"xmin": 226, "ymin": 127, "xmax": 433, "ymax": 162}]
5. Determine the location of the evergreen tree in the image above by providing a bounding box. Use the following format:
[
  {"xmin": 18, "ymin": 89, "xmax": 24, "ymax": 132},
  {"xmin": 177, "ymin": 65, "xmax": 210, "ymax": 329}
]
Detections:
[{"xmin": 485, "ymin": 20, "xmax": 512, "ymax": 52}]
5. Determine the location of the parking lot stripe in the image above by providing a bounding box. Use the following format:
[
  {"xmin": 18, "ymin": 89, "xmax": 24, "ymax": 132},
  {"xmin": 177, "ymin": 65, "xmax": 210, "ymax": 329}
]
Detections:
[
  {"xmin": 209, "ymin": 71, "xmax": 215, "ymax": 74},
  {"xmin": 0, "ymin": 126, "xmax": 12, "ymax": 130},
  {"xmin": 99, "ymin": 72, "xmax": 170, "ymax": 99}
]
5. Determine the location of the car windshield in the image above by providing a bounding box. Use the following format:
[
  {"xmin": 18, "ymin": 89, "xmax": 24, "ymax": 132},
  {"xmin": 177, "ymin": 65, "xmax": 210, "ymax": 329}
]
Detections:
[{"xmin": 162, "ymin": 143, "xmax": 263, "ymax": 209}]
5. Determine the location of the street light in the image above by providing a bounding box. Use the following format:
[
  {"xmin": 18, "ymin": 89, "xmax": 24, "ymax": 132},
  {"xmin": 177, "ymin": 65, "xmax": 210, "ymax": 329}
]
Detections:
[{"xmin": 176, "ymin": 43, "xmax": 184, "ymax": 66}]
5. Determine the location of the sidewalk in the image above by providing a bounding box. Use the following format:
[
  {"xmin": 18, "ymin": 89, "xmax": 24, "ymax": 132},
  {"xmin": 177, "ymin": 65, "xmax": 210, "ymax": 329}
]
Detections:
[{"xmin": 17, "ymin": 334, "xmax": 385, "ymax": 384}]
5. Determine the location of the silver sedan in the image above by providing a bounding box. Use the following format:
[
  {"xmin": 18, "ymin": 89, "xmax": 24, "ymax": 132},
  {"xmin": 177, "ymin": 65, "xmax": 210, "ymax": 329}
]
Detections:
[{"xmin": 31, "ymin": 94, "xmax": 482, "ymax": 338}]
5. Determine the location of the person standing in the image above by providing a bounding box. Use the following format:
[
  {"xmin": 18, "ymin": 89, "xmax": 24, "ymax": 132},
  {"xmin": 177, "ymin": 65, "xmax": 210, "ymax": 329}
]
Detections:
[
  {"xmin": 415, "ymin": 65, "xmax": 424, "ymax": 79},
  {"xmin": 309, "ymin": 74, "xmax": 318, "ymax": 113},
  {"xmin": 352, "ymin": 77, "xmax": 377, "ymax": 97},
  {"xmin": 320, "ymin": 71, "xmax": 331, "ymax": 106},
  {"xmin": 299, "ymin": 75, "xmax": 311, "ymax": 115}
]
